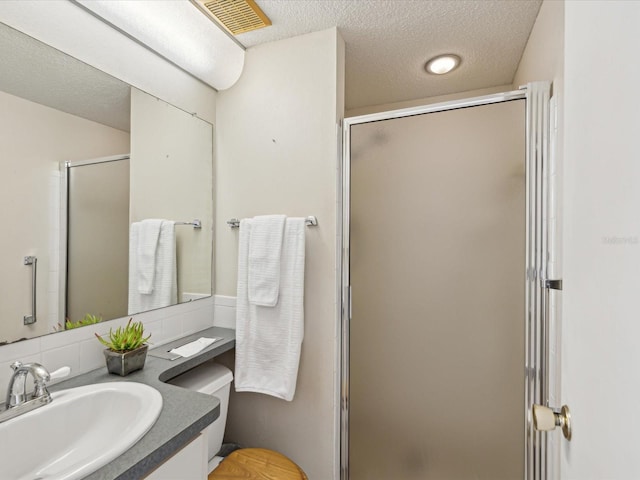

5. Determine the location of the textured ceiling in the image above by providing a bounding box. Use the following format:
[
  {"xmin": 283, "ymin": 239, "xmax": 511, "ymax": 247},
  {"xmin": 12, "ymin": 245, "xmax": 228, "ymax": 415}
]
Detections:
[
  {"xmin": 237, "ymin": 0, "xmax": 543, "ymax": 110},
  {"xmin": 0, "ymin": 22, "xmax": 130, "ymax": 132}
]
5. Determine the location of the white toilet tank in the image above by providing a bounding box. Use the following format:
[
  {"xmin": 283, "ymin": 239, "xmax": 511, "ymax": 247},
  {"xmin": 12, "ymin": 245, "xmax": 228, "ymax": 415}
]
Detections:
[{"xmin": 167, "ymin": 361, "xmax": 233, "ymax": 463}]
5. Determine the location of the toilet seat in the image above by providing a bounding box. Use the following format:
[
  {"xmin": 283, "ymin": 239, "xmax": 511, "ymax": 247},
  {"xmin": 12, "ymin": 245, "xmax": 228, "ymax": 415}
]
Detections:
[{"xmin": 208, "ymin": 448, "xmax": 308, "ymax": 480}]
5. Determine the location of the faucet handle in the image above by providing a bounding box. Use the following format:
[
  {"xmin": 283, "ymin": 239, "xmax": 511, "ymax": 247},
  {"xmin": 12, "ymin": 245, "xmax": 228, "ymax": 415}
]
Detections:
[
  {"xmin": 10, "ymin": 361, "xmax": 23, "ymax": 372},
  {"xmin": 32, "ymin": 366, "xmax": 70, "ymax": 400},
  {"xmin": 50, "ymin": 366, "xmax": 71, "ymax": 381}
]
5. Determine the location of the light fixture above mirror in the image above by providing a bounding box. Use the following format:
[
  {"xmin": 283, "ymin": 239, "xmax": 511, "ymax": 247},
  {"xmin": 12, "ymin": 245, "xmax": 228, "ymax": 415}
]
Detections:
[{"xmin": 73, "ymin": 0, "xmax": 245, "ymax": 90}]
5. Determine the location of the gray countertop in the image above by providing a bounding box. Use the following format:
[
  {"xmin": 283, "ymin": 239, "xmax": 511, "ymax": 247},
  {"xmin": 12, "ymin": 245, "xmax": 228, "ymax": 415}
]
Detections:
[{"xmin": 50, "ymin": 326, "xmax": 236, "ymax": 480}]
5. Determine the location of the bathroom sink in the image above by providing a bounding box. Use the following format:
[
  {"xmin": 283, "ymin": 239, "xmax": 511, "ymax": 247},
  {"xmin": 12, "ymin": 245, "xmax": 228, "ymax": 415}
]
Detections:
[{"xmin": 0, "ymin": 382, "xmax": 162, "ymax": 480}]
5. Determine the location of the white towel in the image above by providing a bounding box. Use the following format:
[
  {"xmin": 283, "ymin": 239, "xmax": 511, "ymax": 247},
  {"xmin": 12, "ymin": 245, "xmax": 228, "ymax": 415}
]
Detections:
[
  {"xmin": 169, "ymin": 337, "xmax": 220, "ymax": 358},
  {"xmin": 137, "ymin": 219, "xmax": 163, "ymax": 294},
  {"xmin": 128, "ymin": 220, "xmax": 177, "ymax": 315},
  {"xmin": 248, "ymin": 214, "xmax": 286, "ymax": 307},
  {"xmin": 235, "ymin": 217, "xmax": 305, "ymax": 401}
]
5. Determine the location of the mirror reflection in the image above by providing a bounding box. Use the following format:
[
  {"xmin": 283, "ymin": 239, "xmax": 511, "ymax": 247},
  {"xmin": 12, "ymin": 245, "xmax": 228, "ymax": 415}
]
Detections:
[{"xmin": 0, "ymin": 22, "xmax": 213, "ymax": 345}]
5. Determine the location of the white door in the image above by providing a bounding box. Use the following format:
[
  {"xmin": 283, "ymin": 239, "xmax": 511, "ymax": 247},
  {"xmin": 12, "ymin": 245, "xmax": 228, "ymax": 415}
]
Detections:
[{"xmin": 560, "ymin": 2, "xmax": 640, "ymax": 479}]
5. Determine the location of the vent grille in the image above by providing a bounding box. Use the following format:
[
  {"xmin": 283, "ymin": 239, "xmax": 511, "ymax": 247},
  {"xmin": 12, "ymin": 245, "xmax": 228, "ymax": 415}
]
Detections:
[{"xmin": 201, "ymin": 0, "xmax": 271, "ymax": 35}]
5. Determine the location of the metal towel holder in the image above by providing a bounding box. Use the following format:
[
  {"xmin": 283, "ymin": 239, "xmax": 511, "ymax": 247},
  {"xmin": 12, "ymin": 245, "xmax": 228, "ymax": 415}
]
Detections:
[{"xmin": 227, "ymin": 216, "xmax": 318, "ymax": 228}]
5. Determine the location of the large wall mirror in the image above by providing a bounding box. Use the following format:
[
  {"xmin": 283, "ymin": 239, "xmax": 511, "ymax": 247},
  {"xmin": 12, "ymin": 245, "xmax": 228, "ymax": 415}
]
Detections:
[{"xmin": 0, "ymin": 22, "xmax": 213, "ymax": 345}]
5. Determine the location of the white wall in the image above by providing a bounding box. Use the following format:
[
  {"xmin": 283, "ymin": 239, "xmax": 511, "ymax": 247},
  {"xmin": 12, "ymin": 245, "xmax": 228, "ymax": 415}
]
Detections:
[
  {"xmin": 0, "ymin": 2, "xmax": 217, "ymax": 394},
  {"xmin": 215, "ymin": 28, "xmax": 344, "ymax": 479},
  {"xmin": 562, "ymin": 2, "xmax": 640, "ymax": 478},
  {"xmin": 0, "ymin": 90, "xmax": 130, "ymax": 344}
]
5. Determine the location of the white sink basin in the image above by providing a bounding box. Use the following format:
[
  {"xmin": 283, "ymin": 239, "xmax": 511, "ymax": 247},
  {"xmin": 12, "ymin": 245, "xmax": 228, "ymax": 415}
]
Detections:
[{"xmin": 0, "ymin": 382, "xmax": 162, "ymax": 480}]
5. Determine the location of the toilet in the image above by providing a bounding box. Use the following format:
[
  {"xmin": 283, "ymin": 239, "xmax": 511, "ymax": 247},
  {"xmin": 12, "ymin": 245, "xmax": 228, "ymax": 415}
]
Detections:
[{"xmin": 167, "ymin": 360, "xmax": 307, "ymax": 479}]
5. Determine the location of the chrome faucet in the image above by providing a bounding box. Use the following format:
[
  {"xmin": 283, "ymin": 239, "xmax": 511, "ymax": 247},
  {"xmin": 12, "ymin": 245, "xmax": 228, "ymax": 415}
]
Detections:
[
  {"xmin": 5, "ymin": 361, "xmax": 52, "ymax": 408},
  {"xmin": 0, "ymin": 361, "xmax": 69, "ymax": 424}
]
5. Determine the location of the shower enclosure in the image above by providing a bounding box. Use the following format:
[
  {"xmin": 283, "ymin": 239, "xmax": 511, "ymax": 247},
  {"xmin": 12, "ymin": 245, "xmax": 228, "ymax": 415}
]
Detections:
[{"xmin": 341, "ymin": 84, "xmax": 551, "ymax": 480}]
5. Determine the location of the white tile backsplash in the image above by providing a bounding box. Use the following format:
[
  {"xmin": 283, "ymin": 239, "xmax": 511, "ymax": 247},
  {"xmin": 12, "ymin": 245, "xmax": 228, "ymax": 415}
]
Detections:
[
  {"xmin": 41, "ymin": 344, "xmax": 80, "ymax": 384},
  {"xmin": 143, "ymin": 319, "xmax": 163, "ymax": 347},
  {"xmin": 0, "ymin": 297, "xmax": 217, "ymax": 396},
  {"xmin": 0, "ymin": 338, "xmax": 42, "ymax": 364},
  {"xmin": 213, "ymin": 295, "xmax": 236, "ymax": 329},
  {"xmin": 79, "ymin": 337, "xmax": 108, "ymax": 374},
  {"xmin": 161, "ymin": 313, "xmax": 183, "ymax": 340}
]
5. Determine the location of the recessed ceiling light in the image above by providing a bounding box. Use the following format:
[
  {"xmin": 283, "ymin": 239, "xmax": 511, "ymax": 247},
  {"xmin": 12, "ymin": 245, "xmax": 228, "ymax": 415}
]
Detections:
[{"xmin": 425, "ymin": 54, "xmax": 461, "ymax": 75}]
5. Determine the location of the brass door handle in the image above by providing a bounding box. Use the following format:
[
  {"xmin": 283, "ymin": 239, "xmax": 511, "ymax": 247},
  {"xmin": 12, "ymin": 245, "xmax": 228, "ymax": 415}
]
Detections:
[{"xmin": 532, "ymin": 404, "xmax": 571, "ymax": 441}]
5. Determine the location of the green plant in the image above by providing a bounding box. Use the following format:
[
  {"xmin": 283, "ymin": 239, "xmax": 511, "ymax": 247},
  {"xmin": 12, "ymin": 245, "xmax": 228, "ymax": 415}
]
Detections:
[
  {"xmin": 95, "ymin": 318, "xmax": 150, "ymax": 353},
  {"xmin": 66, "ymin": 313, "xmax": 102, "ymax": 330}
]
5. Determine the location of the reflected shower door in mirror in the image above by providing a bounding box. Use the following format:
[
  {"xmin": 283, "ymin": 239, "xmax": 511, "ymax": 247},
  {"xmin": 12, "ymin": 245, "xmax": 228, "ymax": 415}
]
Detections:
[
  {"xmin": 66, "ymin": 157, "xmax": 131, "ymax": 325},
  {"xmin": 0, "ymin": 21, "xmax": 213, "ymax": 345}
]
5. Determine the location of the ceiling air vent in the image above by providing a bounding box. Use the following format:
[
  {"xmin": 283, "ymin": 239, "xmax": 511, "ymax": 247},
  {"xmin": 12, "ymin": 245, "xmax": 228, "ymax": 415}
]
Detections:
[{"xmin": 194, "ymin": 0, "xmax": 271, "ymax": 35}]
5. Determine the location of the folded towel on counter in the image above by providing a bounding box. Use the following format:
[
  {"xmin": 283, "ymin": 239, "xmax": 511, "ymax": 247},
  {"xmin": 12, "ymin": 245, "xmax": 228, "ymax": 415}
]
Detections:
[
  {"xmin": 235, "ymin": 217, "xmax": 306, "ymax": 401},
  {"xmin": 137, "ymin": 219, "xmax": 164, "ymax": 294},
  {"xmin": 169, "ymin": 337, "xmax": 221, "ymax": 358},
  {"xmin": 248, "ymin": 214, "xmax": 286, "ymax": 307}
]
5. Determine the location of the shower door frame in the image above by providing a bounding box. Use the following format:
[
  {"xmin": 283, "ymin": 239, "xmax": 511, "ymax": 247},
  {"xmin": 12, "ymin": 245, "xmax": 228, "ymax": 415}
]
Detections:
[
  {"xmin": 339, "ymin": 82, "xmax": 552, "ymax": 480},
  {"xmin": 61, "ymin": 154, "xmax": 131, "ymax": 326}
]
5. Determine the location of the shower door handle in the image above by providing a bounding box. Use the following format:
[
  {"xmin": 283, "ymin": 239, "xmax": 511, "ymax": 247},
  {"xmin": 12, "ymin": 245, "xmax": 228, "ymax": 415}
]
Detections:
[
  {"xmin": 540, "ymin": 278, "xmax": 563, "ymax": 410},
  {"xmin": 23, "ymin": 256, "xmax": 37, "ymax": 325}
]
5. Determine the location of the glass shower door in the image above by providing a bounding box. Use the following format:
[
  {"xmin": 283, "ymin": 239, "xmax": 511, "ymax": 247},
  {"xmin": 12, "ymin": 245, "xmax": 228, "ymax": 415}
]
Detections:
[{"xmin": 349, "ymin": 100, "xmax": 526, "ymax": 480}]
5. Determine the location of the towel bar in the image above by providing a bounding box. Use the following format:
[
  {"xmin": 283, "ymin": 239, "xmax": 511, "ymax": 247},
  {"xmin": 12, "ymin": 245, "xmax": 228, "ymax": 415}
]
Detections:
[
  {"xmin": 174, "ymin": 219, "xmax": 201, "ymax": 229},
  {"xmin": 227, "ymin": 216, "xmax": 318, "ymax": 228}
]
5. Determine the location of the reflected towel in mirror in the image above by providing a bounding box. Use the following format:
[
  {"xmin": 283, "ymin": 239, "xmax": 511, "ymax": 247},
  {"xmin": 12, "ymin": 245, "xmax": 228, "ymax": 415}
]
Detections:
[{"xmin": 128, "ymin": 220, "xmax": 177, "ymax": 315}]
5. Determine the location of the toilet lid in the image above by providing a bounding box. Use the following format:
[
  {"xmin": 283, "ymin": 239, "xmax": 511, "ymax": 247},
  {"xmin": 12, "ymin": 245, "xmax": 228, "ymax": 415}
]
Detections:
[{"xmin": 209, "ymin": 448, "xmax": 307, "ymax": 480}]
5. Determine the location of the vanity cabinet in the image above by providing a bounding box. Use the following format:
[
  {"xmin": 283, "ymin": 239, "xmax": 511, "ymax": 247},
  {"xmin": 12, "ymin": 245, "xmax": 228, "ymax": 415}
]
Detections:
[{"xmin": 145, "ymin": 429, "xmax": 209, "ymax": 480}]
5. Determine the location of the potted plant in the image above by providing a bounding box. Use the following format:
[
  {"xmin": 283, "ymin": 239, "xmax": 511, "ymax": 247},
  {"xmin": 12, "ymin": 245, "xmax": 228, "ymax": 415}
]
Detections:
[{"xmin": 95, "ymin": 318, "xmax": 151, "ymax": 376}]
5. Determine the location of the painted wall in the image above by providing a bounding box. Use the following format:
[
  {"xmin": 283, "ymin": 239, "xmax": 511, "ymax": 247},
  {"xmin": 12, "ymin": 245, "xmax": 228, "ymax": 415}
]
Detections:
[
  {"xmin": 562, "ymin": 2, "xmax": 640, "ymax": 478},
  {"xmin": 0, "ymin": 90, "xmax": 129, "ymax": 344},
  {"xmin": 215, "ymin": 28, "xmax": 344, "ymax": 479},
  {"xmin": 511, "ymin": 1, "xmax": 565, "ymax": 476},
  {"xmin": 0, "ymin": 2, "xmax": 218, "ymax": 395},
  {"xmin": 130, "ymin": 88, "xmax": 213, "ymax": 302}
]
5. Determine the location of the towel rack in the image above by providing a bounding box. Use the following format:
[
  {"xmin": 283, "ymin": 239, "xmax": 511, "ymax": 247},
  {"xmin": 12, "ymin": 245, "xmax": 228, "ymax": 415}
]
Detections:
[
  {"xmin": 227, "ymin": 216, "xmax": 318, "ymax": 228},
  {"xmin": 174, "ymin": 219, "xmax": 201, "ymax": 229}
]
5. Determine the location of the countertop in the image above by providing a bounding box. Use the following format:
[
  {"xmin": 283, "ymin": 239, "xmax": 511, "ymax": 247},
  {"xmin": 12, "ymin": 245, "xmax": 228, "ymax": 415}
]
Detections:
[{"xmin": 50, "ymin": 326, "xmax": 236, "ymax": 480}]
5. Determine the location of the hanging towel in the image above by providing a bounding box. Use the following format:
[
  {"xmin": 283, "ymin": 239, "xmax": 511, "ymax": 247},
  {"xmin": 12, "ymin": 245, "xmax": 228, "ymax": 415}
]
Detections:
[
  {"xmin": 137, "ymin": 219, "xmax": 163, "ymax": 294},
  {"xmin": 235, "ymin": 217, "xmax": 306, "ymax": 401},
  {"xmin": 248, "ymin": 214, "xmax": 286, "ymax": 307},
  {"xmin": 128, "ymin": 220, "xmax": 177, "ymax": 315}
]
